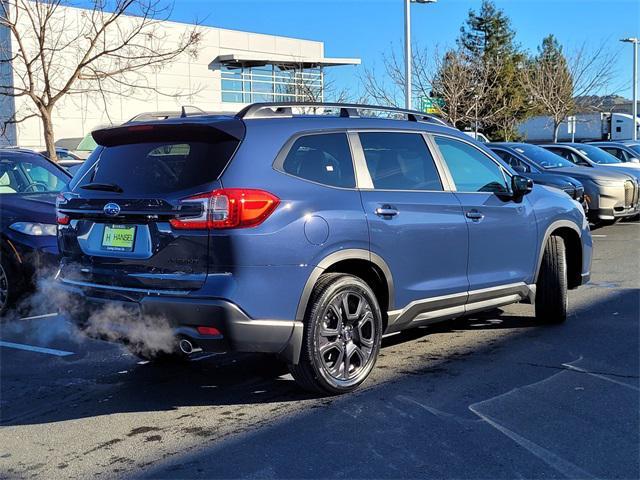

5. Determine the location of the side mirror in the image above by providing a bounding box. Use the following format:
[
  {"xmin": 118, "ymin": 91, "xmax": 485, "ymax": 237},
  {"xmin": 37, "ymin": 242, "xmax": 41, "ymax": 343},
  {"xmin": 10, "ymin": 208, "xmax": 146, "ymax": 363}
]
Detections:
[
  {"xmin": 629, "ymin": 157, "xmax": 640, "ymax": 164},
  {"xmin": 512, "ymin": 175, "xmax": 533, "ymax": 197}
]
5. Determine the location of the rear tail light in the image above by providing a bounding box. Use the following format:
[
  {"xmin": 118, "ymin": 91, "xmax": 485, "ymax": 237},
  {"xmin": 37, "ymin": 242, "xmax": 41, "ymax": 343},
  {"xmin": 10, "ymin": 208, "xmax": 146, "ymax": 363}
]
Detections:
[
  {"xmin": 170, "ymin": 188, "xmax": 280, "ymax": 230},
  {"xmin": 196, "ymin": 326, "xmax": 221, "ymax": 336},
  {"xmin": 56, "ymin": 193, "xmax": 70, "ymax": 225}
]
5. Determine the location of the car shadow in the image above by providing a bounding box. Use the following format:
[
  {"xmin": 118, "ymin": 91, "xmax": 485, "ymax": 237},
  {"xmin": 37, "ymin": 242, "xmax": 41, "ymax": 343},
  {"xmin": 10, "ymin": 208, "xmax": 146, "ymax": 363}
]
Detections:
[{"xmin": 1, "ymin": 288, "xmax": 638, "ymax": 427}]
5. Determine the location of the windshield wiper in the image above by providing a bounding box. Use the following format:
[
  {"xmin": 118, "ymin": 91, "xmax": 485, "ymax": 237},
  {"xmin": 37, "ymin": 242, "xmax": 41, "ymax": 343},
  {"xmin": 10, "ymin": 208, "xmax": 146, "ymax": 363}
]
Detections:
[{"xmin": 80, "ymin": 182, "xmax": 123, "ymax": 193}]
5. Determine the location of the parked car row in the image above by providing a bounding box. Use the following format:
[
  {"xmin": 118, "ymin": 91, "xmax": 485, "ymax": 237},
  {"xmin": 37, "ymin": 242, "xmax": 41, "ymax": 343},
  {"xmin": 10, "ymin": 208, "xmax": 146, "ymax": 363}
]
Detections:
[
  {"xmin": 487, "ymin": 142, "xmax": 640, "ymax": 226},
  {"xmin": 1, "ymin": 123, "xmax": 637, "ymax": 320}
]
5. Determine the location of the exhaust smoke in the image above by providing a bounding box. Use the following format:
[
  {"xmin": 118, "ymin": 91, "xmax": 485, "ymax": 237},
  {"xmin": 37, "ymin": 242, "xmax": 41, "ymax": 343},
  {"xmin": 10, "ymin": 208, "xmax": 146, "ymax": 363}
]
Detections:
[{"xmin": 2, "ymin": 265, "xmax": 179, "ymax": 358}]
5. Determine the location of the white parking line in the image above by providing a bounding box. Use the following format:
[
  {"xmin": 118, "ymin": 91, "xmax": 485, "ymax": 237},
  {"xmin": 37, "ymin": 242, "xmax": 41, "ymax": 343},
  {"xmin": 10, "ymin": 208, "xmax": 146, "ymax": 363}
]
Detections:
[
  {"xmin": 591, "ymin": 234, "xmax": 607, "ymax": 238},
  {"xmin": 0, "ymin": 340, "xmax": 74, "ymax": 357},
  {"xmin": 18, "ymin": 312, "xmax": 59, "ymax": 321}
]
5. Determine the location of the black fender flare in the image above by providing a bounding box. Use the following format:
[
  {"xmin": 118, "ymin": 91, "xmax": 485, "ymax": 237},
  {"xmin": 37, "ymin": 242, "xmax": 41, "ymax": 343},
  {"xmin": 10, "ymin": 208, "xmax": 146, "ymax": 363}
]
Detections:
[
  {"xmin": 534, "ymin": 220, "xmax": 582, "ymax": 283},
  {"xmin": 294, "ymin": 249, "xmax": 394, "ymax": 322}
]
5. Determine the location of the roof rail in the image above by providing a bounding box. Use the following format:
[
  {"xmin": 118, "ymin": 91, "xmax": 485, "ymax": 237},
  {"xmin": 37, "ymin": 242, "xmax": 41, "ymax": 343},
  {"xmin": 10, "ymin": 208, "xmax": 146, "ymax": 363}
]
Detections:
[{"xmin": 235, "ymin": 102, "xmax": 450, "ymax": 127}]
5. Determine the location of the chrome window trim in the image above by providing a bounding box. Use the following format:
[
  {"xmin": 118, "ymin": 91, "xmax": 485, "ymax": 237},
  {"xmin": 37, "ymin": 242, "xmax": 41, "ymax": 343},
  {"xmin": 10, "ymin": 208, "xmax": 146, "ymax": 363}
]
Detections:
[{"xmin": 347, "ymin": 131, "xmax": 374, "ymax": 189}]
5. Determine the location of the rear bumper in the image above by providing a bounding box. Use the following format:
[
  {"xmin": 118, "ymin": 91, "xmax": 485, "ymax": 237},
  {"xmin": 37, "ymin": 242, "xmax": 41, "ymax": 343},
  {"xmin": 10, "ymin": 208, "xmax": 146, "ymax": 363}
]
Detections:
[{"xmin": 57, "ymin": 279, "xmax": 303, "ymax": 363}]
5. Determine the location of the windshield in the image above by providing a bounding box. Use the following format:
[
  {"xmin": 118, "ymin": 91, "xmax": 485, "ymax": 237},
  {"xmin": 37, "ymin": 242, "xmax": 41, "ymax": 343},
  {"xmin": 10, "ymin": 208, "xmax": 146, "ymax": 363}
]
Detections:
[
  {"xmin": 629, "ymin": 144, "xmax": 640, "ymax": 155},
  {"xmin": 512, "ymin": 144, "xmax": 576, "ymax": 169},
  {"xmin": 0, "ymin": 152, "xmax": 69, "ymax": 194},
  {"xmin": 576, "ymin": 144, "xmax": 622, "ymax": 164}
]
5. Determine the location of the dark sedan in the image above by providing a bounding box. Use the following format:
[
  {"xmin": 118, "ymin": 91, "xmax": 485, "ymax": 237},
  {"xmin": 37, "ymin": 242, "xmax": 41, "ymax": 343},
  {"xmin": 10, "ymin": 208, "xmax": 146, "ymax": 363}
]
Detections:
[
  {"xmin": 0, "ymin": 149, "xmax": 71, "ymax": 315},
  {"xmin": 488, "ymin": 143, "xmax": 587, "ymax": 208}
]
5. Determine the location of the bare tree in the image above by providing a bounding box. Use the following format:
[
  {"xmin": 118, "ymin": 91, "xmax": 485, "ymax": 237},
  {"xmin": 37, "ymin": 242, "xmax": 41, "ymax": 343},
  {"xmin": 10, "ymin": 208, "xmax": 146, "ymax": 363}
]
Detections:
[
  {"xmin": 521, "ymin": 37, "xmax": 618, "ymax": 142},
  {"xmin": 360, "ymin": 45, "xmax": 510, "ymax": 133},
  {"xmin": 0, "ymin": 0, "xmax": 201, "ymax": 160}
]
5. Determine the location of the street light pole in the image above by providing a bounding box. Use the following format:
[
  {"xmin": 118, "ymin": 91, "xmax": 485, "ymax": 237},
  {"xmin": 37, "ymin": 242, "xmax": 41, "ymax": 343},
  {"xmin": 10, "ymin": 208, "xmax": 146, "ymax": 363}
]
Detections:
[
  {"xmin": 404, "ymin": 0, "xmax": 411, "ymax": 110},
  {"xmin": 404, "ymin": 0, "xmax": 437, "ymax": 111},
  {"xmin": 621, "ymin": 37, "xmax": 638, "ymax": 141}
]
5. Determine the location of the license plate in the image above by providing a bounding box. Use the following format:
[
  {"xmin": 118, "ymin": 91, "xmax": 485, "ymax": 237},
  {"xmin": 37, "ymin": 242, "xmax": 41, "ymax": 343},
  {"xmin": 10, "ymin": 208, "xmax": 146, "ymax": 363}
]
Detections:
[{"xmin": 101, "ymin": 224, "xmax": 136, "ymax": 252}]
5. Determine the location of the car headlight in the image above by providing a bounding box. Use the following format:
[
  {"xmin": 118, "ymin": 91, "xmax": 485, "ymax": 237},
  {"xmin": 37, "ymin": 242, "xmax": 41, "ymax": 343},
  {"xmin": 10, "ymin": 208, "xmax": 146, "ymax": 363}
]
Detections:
[
  {"xmin": 9, "ymin": 222, "xmax": 57, "ymax": 236},
  {"xmin": 593, "ymin": 179, "xmax": 623, "ymax": 187}
]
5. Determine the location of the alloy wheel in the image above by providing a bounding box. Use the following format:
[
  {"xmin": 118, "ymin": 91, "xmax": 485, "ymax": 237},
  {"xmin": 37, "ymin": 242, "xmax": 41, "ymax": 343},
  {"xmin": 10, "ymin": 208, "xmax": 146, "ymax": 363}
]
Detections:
[{"xmin": 315, "ymin": 290, "xmax": 377, "ymax": 383}]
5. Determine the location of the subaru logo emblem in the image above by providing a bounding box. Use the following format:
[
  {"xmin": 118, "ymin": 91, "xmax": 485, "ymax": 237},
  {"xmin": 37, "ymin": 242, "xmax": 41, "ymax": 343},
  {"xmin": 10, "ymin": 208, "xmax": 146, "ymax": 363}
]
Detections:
[{"xmin": 104, "ymin": 202, "xmax": 121, "ymax": 216}]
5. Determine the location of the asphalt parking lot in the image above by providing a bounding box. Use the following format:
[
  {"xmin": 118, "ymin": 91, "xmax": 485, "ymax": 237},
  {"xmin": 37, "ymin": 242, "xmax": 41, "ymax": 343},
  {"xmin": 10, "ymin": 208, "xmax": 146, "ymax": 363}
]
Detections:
[{"xmin": 0, "ymin": 221, "xmax": 638, "ymax": 480}]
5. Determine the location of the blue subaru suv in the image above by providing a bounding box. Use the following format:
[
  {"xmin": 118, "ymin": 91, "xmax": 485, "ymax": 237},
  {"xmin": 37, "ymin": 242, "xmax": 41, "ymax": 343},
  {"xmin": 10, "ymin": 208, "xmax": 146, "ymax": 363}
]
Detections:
[{"xmin": 56, "ymin": 103, "xmax": 592, "ymax": 394}]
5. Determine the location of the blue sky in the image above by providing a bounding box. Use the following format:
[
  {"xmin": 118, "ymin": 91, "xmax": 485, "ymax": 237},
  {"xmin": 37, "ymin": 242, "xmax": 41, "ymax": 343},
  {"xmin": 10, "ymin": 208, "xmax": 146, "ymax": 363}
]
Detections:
[{"xmin": 98, "ymin": 0, "xmax": 640, "ymax": 99}]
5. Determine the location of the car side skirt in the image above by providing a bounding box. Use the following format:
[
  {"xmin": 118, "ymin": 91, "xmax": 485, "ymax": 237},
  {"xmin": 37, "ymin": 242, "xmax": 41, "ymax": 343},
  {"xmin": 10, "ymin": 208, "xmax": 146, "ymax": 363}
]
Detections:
[{"xmin": 385, "ymin": 282, "xmax": 536, "ymax": 334}]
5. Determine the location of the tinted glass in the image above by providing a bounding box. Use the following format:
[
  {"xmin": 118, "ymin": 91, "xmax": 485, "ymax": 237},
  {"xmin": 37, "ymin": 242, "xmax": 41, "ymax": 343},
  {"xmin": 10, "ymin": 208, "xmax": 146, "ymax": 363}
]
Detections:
[
  {"xmin": 602, "ymin": 147, "xmax": 625, "ymax": 160},
  {"xmin": 282, "ymin": 133, "xmax": 355, "ymax": 188},
  {"xmin": 79, "ymin": 139, "xmax": 238, "ymax": 195},
  {"xmin": 492, "ymin": 149, "xmax": 531, "ymax": 173},
  {"xmin": 0, "ymin": 152, "xmax": 68, "ymax": 194},
  {"xmin": 629, "ymin": 144, "xmax": 640, "ymax": 155},
  {"xmin": 545, "ymin": 147, "xmax": 584, "ymax": 166},
  {"xmin": 576, "ymin": 144, "xmax": 621, "ymax": 164},
  {"xmin": 359, "ymin": 132, "xmax": 442, "ymax": 191},
  {"xmin": 435, "ymin": 137, "xmax": 508, "ymax": 193},
  {"xmin": 511, "ymin": 144, "xmax": 575, "ymax": 169}
]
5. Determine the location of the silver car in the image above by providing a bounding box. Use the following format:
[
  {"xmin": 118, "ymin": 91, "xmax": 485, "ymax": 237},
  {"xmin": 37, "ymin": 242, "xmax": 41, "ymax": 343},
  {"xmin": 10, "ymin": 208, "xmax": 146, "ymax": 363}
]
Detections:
[{"xmin": 537, "ymin": 144, "xmax": 639, "ymax": 224}]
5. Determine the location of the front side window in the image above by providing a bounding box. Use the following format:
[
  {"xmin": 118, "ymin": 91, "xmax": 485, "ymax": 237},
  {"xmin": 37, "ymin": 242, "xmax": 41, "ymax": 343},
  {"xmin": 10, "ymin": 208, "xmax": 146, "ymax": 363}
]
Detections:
[
  {"xmin": 359, "ymin": 132, "xmax": 443, "ymax": 191},
  {"xmin": 435, "ymin": 136, "xmax": 509, "ymax": 193},
  {"xmin": 282, "ymin": 133, "xmax": 355, "ymax": 188}
]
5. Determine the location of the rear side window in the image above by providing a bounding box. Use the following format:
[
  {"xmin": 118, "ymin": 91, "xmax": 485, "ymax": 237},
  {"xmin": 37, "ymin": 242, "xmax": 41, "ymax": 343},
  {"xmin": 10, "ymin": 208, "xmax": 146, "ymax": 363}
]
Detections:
[
  {"xmin": 282, "ymin": 133, "xmax": 355, "ymax": 188},
  {"xmin": 77, "ymin": 139, "xmax": 238, "ymax": 195},
  {"xmin": 359, "ymin": 132, "xmax": 443, "ymax": 191}
]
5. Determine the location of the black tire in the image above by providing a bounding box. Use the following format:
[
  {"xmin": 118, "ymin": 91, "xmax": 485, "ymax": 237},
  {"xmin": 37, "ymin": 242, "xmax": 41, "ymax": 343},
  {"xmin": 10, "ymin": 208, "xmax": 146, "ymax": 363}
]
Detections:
[
  {"xmin": 288, "ymin": 273, "xmax": 383, "ymax": 395},
  {"xmin": 0, "ymin": 253, "xmax": 20, "ymax": 318},
  {"xmin": 535, "ymin": 235, "xmax": 568, "ymax": 324}
]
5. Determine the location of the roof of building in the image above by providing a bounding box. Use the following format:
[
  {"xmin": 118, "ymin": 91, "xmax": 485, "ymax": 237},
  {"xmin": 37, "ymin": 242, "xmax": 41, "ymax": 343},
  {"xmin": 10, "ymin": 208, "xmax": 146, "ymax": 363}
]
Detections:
[{"xmin": 212, "ymin": 53, "xmax": 360, "ymax": 68}]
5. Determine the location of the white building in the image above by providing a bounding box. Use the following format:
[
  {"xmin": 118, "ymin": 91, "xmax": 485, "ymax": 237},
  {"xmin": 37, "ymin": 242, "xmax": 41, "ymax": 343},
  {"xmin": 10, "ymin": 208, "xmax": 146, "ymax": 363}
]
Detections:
[{"xmin": 0, "ymin": 3, "xmax": 359, "ymax": 150}]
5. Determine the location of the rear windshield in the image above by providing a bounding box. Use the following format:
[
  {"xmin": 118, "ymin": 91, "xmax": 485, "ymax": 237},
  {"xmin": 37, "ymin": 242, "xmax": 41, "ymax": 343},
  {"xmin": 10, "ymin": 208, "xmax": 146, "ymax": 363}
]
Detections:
[{"xmin": 75, "ymin": 139, "xmax": 238, "ymax": 195}]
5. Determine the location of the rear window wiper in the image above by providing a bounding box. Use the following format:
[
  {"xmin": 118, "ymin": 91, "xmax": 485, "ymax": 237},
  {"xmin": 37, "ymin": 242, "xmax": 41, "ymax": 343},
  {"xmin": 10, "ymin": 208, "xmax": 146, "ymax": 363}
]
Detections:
[{"xmin": 80, "ymin": 182, "xmax": 123, "ymax": 193}]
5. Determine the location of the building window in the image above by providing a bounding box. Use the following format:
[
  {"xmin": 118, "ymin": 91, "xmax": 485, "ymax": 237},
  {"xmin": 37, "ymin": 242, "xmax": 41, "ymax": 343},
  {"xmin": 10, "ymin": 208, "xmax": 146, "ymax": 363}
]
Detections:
[{"xmin": 221, "ymin": 64, "xmax": 322, "ymax": 103}]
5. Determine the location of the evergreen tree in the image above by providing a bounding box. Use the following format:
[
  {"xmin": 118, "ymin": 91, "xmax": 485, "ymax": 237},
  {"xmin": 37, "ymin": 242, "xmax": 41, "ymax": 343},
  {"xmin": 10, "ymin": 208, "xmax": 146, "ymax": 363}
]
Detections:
[
  {"xmin": 456, "ymin": 0, "xmax": 530, "ymax": 140},
  {"xmin": 458, "ymin": 0, "xmax": 516, "ymax": 60}
]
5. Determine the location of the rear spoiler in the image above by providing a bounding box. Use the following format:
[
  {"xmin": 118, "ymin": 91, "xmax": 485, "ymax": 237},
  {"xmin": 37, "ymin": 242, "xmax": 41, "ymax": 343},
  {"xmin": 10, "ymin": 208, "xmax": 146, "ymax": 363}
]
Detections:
[{"xmin": 92, "ymin": 120, "xmax": 245, "ymax": 147}]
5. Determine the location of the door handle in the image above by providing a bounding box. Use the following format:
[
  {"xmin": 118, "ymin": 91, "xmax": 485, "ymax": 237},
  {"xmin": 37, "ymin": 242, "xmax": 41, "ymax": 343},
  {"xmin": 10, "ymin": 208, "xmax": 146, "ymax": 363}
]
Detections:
[
  {"xmin": 375, "ymin": 205, "xmax": 398, "ymax": 217},
  {"xmin": 465, "ymin": 210, "xmax": 484, "ymax": 221}
]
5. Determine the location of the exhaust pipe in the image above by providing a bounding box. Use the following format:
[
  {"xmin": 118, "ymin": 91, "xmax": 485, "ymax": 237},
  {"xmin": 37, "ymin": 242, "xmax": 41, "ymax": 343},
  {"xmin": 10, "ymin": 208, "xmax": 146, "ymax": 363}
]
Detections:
[{"xmin": 179, "ymin": 338, "xmax": 195, "ymax": 355}]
